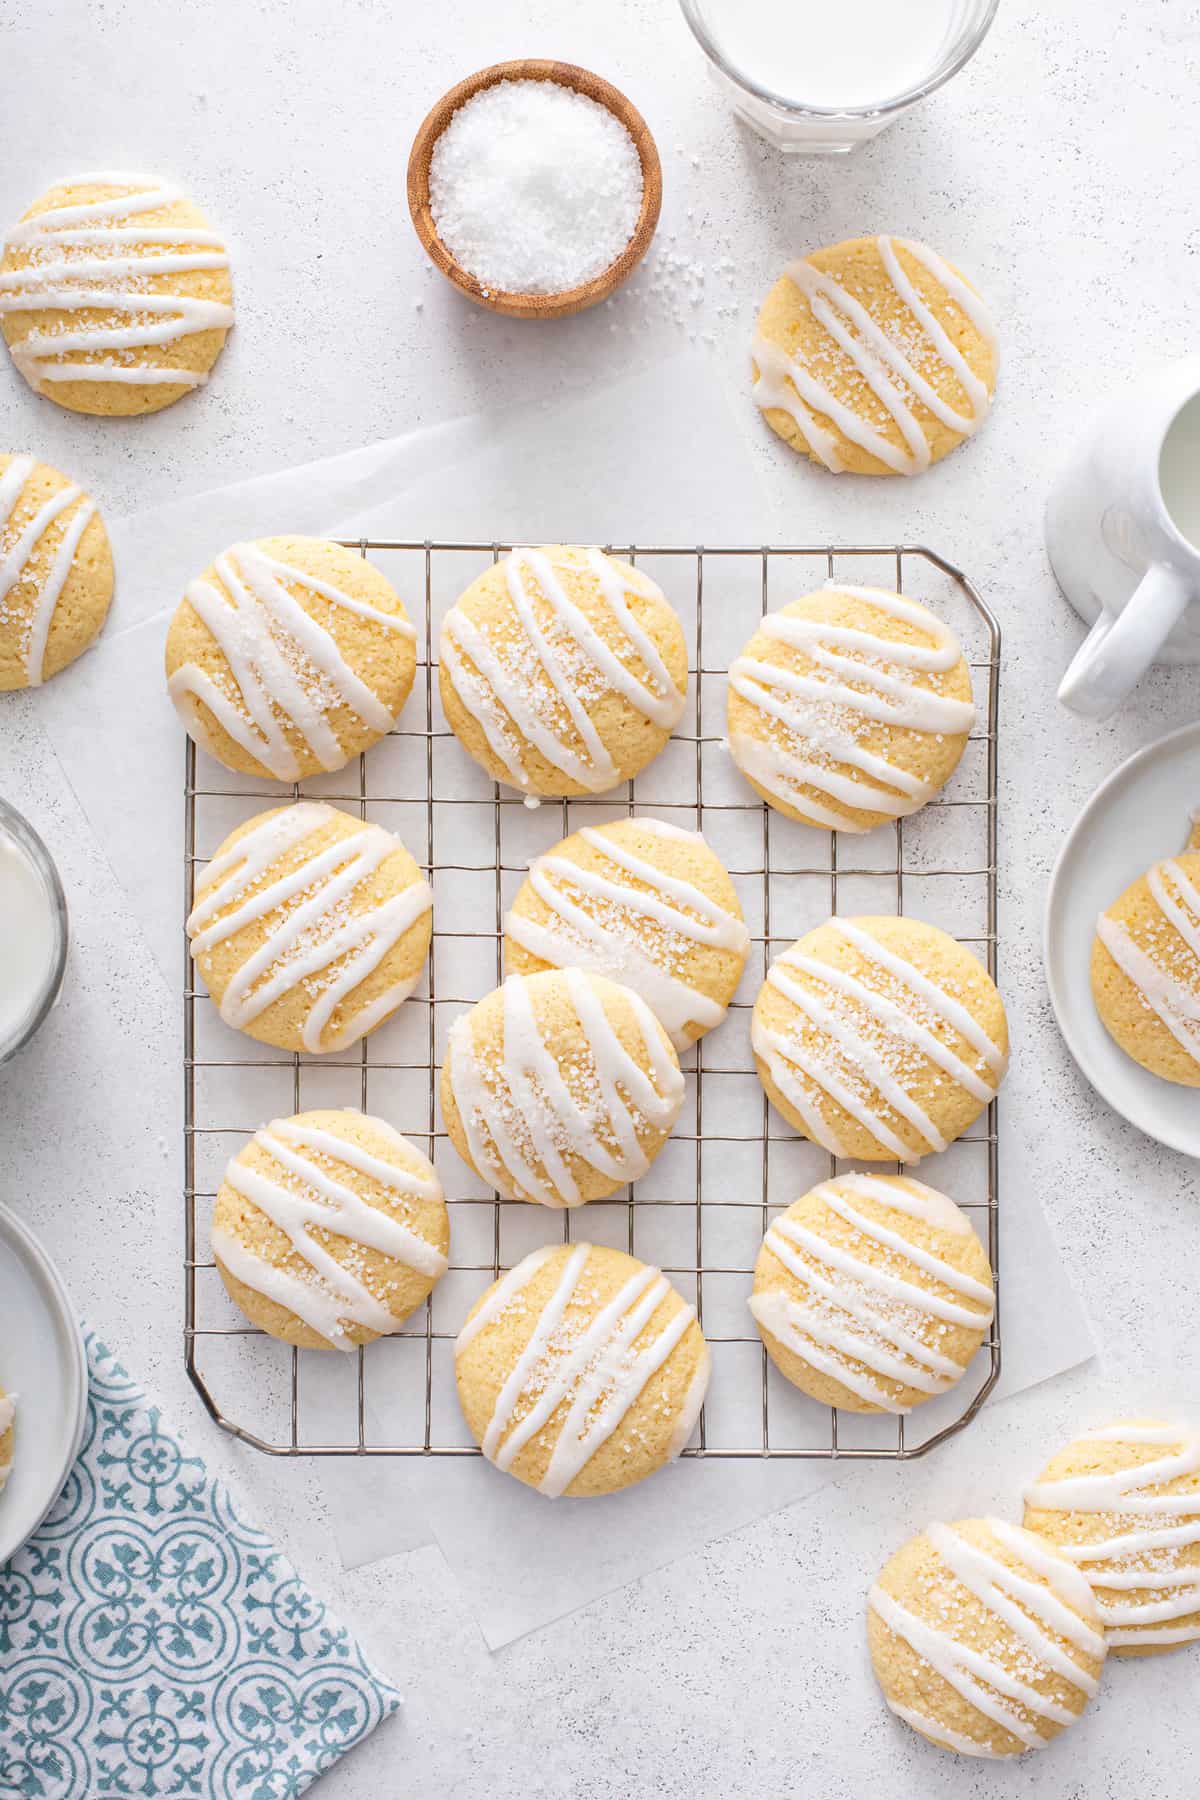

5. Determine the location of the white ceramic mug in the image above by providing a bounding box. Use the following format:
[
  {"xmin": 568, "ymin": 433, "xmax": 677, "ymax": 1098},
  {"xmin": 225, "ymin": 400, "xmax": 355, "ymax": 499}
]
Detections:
[{"xmin": 1047, "ymin": 355, "xmax": 1200, "ymax": 720}]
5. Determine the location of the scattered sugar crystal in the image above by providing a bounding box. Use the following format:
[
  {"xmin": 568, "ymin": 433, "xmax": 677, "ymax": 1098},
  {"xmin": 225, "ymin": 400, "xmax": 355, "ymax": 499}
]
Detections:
[{"xmin": 428, "ymin": 79, "xmax": 644, "ymax": 295}]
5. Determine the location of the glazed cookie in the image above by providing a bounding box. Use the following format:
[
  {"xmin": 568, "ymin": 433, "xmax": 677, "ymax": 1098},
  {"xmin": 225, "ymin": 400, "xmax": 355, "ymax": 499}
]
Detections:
[
  {"xmin": 455, "ymin": 1242, "xmax": 709, "ymax": 1497},
  {"xmin": 0, "ymin": 173, "xmax": 233, "ymax": 416},
  {"xmin": 166, "ymin": 536, "xmax": 417, "ymax": 781},
  {"xmin": 868, "ymin": 1518, "xmax": 1106, "ymax": 1758},
  {"xmin": 438, "ymin": 545, "xmax": 687, "ymax": 798},
  {"xmin": 727, "ymin": 586, "xmax": 975, "ymax": 831},
  {"xmin": 0, "ymin": 1387, "xmax": 13, "ymax": 1494},
  {"xmin": 503, "ymin": 816, "xmax": 750, "ymax": 1050},
  {"xmin": 752, "ymin": 915, "xmax": 1008, "ymax": 1161},
  {"xmin": 440, "ymin": 968, "xmax": 685, "ymax": 1207},
  {"xmin": 1024, "ymin": 1420, "xmax": 1200, "ymax": 1655},
  {"xmin": 0, "ymin": 455, "xmax": 113, "ymax": 688},
  {"xmin": 752, "ymin": 234, "xmax": 997, "ymax": 477},
  {"xmin": 750, "ymin": 1174, "xmax": 993, "ymax": 1413},
  {"xmin": 212, "ymin": 1110, "xmax": 448, "ymax": 1352},
  {"xmin": 1091, "ymin": 850, "xmax": 1200, "ymax": 1086},
  {"xmin": 188, "ymin": 802, "xmax": 432, "ymax": 1053}
]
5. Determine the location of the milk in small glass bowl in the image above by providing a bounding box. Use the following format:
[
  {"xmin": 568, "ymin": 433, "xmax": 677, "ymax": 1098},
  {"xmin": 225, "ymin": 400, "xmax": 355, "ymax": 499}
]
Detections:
[
  {"xmin": 679, "ymin": 0, "xmax": 999, "ymax": 153},
  {"xmin": 0, "ymin": 799, "xmax": 68, "ymax": 1067}
]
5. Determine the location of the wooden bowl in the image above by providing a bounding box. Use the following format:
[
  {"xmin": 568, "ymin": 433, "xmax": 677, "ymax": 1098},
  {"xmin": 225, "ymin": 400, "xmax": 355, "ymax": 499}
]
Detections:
[{"xmin": 406, "ymin": 59, "xmax": 663, "ymax": 320}]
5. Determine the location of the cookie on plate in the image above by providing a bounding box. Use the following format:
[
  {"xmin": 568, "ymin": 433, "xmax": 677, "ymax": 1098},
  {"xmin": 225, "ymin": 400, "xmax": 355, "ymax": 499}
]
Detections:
[
  {"xmin": 1024, "ymin": 1420, "xmax": 1200, "ymax": 1655},
  {"xmin": 0, "ymin": 173, "xmax": 233, "ymax": 415},
  {"xmin": 0, "ymin": 455, "xmax": 113, "ymax": 689},
  {"xmin": 0, "ymin": 1387, "xmax": 14, "ymax": 1494},
  {"xmin": 439, "ymin": 545, "xmax": 687, "ymax": 798},
  {"xmin": 868, "ymin": 1517, "xmax": 1106, "ymax": 1758},
  {"xmin": 212, "ymin": 1110, "xmax": 448, "ymax": 1351},
  {"xmin": 188, "ymin": 802, "xmax": 432, "ymax": 1053},
  {"xmin": 750, "ymin": 1173, "xmax": 993, "ymax": 1413},
  {"xmin": 752, "ymin": 234, "xmax": 997, "ymax": 476},
  {"xmin": 752, "ymin": 915, "xmax": 1008, "ymax": 1161},
  {"xmin": 166, "ymin": 536, "xmax": 416, "ymax": 780},
  {"xmin": 504, "ymin": 815, "xmax": 749, "ymax": 1049},
  {"xmin": 727, "ymin": 586, "xmax": 975, "ymax": 830},
  {"xmin": 455, "ymin": 1241, "xmax": 708, "ymax": 1497},
  {"xmin": 1091, "ymin": 851, "xmax": 1200, "ymax": 1086},
  {"xmin": 440, "ymin": 969, "xmax": 684, "ymax": 1207}
]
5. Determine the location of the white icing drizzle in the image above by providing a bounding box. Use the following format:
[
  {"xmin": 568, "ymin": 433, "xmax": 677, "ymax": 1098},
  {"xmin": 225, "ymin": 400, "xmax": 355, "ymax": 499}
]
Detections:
[
  {"xmin": 0, "ymin": 455, "xmax": 97, "ymax": 686},
  {"xmin": 0, "ymin": 173, "xmax": 234, "ymax": 390},
  {"xmin": 870, "ymin": 1519, "xmax": 1102, "ymax": 1757},
  {"xmin": 214, "ymin": 1113, "xmax": 446, "ymax": 1352},
  {"xmin": 751, "ymin": 1176, "xmax": 992, "ymax": 1412},
  {"xmin": 753, "ymin": 235, "xmax": 996, "ymax": 476},
  {"xmin": 1025, "ymin": 1422, "xmax": 1200, "ymax": 1647},
  {"xmin": 0, "ymin": 1393, "xmax": 14, "ymax": 1492},
  {"xmin": 169, "ymin": 541, "xmax": 414, "ymax": 780},
  {"xmin": 440, "ymin": 548, "xmax": 685, "ymax": 794},
  {"xmin": 1096, "ymin": 859, "xmax": 1200, "ymax": 1067},
  {"xmin": 752, "ymin": 922, "xmax": 1006, "ymax": 1160},
  {"xmin": 729, "ymin": 585, "xmax": 975, "ymax": 828},
  {"xmin": 446, "ymin": 968, "xmax": 684, "ymax": 1207},
  {"xmin": 455, "ymin": 1243, "xmax": 704, "ymax": 1497},
  {"xmin": 505, "ymin": 818, "xmax": 750, "ymax": 1050},
  {"xmin": 187, "ymin": 802, "xmax": 432, "ymax": 1052}
]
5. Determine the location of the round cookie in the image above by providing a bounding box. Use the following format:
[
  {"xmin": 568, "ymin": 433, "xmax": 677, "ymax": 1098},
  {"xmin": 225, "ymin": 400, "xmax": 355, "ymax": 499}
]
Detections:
[
  {"xmin": 750, "ymin": 1174, "xmax": 993, "ymax": 1413},
  {"xmin": 727, "ymin": 586, "xmax": 975, "ymax": 831},
  {"xmin": 752, "ymin": 915, "xmax": 1009, "ymax": 1162},
  {"xmin": 1091, "ymin": 851, "xmax": 1200, "ymax": 1086},
  {"xmin": 188, "ymin": 801, "xmax": 432, "ymax": 1053},
  {"xmin": 440, "ymin": 968, "xmax": 684, "ymax": 1207},
  {"xmin": 0, "ymin": 455, "xmax": 113, "ymax": 689},
  {"xmin": 752, "ymin": 234, "xmax": 997, "ymax": 477},
  {"xmin": 166, "ymin": 536, "xmax": 416, "ymax": 781},
  {"xmin": 438, "ymin": 545, "xmax": 687, "ymax": 798},
  {"xmin": 1024, "ymin": 1420, "xmax": 1200, "ymax": 1656},
  {"xmin": 212, "ymin": 1110, "xmax": 448, "ymax": 1352},
  {"xmin": 868, "ymin": 1517, "xmax": 1106, "ymax": 1758},
  {"xmin": 455, "ymin": 1241, "xmax": 709, "ymax": 1497},
  {"xmin": 504, "ymin": 816, "xmax": 750, "ymax": 1050},
  {"xmin": 0, "ymin": 1386, "xmax": 14, "ymax": 1494},
  {"xmin": 0, "ymin": 173, "xmax": 233, "ymax": 416}
]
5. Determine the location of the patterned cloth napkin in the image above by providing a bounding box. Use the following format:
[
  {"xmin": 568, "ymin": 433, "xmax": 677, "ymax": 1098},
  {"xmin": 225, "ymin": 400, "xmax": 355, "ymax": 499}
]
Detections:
[{"xmin": 0, "ymin": 1335, "xmax": 400, "ymax": 1799}]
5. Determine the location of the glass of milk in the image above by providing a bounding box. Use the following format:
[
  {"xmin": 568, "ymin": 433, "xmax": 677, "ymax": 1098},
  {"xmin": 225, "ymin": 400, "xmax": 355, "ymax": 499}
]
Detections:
[
  {"xmin": 679, "ymin": 0, "xmax": 999, "ymax": 152},
  {"xmin": 0, "ymin": 800, "xmax": 68, "ymax": 1066}
]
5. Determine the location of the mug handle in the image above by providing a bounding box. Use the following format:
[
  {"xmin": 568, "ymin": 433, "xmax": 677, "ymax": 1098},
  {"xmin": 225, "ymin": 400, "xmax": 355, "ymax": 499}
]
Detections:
[{"xmin": 1057, "ymin": 562, "xmax": 1193, "ymax": 720}]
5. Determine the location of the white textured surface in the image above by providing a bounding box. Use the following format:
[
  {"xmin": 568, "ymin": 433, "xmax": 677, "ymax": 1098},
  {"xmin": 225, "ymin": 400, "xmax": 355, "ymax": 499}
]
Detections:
[{"xmin": 2, "ymin": 0, "xmax": 1199, "ymax": 1792}]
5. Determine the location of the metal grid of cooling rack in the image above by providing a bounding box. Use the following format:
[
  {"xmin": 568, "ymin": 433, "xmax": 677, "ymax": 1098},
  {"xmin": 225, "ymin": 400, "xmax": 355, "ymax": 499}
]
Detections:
[{"xmin": 184, "ymin": 540, "xmax": 1000, "ymax": 1462}]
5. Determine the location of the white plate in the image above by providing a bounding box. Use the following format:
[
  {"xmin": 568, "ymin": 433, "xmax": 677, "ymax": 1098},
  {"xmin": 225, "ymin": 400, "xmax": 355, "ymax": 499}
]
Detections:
[
  {"xmin": 1044, "ymin": 720, "xmax": 1200, "ymax": 1156},
  {"xmin": 0, "ymin": 1201, "xmax": 88, "ymax": 1564}
]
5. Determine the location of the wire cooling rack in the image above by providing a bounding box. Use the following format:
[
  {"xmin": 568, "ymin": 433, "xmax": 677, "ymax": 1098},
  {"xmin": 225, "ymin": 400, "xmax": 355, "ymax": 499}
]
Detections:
[{"xmin": 184, "ymin": 541, "xmax": 1000, "ymax": 1462}]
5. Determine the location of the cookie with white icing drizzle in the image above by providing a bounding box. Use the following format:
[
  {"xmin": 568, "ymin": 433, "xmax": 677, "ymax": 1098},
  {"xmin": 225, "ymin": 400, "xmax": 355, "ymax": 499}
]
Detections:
[
  {"xmin": 166, "ymin": 536, "xmax": 417, "ymax": 781},
  {"xmin": 504, "ymin": 816, "xmax": 749, "ymax": 1050},
  {"xmin": 1024, "ymin": 1420, "xmax": 1200, "ymax": 1656},
  {"xmin": 439, "ymin": 545, "xmax": 687, "ymax": 798},
  {"xmin": 440, "ymin": 968, "xmax": 685, "ymax": 1207},
  {"xmin": 0, "ymin": 173, "xmax": 233, "ymax": 416},
  {"xmin": 212, "ymin": 1109, "xmax": 448, "ymax": 1352},
  {"xmin": 868, "ymin": 1518, "xmax": 1106, "ymax": 1758},
  {"xmin": 753, "ymin": 235, "xmax": 997, "ymax": 477},
  {"xmin": 0, "ymin": 455, "xmax": 113, "ymax": 689},
  {"xmin": 752, "ymin": 915, "xmax": 1008, "ymax": 1162},
  {"xmin": 455, "ymin": 1242, "xmax": 709, "ymax": 1497},
  {"xmin": 751, "ymin": 1174, "xmax": 993, "ymax": 1414},
  {"xmin": 188, "ymin": 802, "xmax": 432, "ymax": 1053},
  {"xmin": 0, "ymin": 1386, "xmax": 14, "ymax": 1494},
  {"xmin": 1091, "ymin": 842, "xmax": 1200, "ymax": 1087},
  {"xmin": 727, "ymin": 585, "xmax": 975, "ymax": 831}
]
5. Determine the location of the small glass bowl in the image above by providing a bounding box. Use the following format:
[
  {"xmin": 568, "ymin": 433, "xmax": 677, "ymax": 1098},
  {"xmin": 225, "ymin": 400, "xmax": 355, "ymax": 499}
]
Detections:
[
  {"xmin": 0, "ymin": 798, "xmax": 69, "ymax": 1067},
  {"xmin": 678, "ymin": 0, "xmax": 999, "ymax": 154}
]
